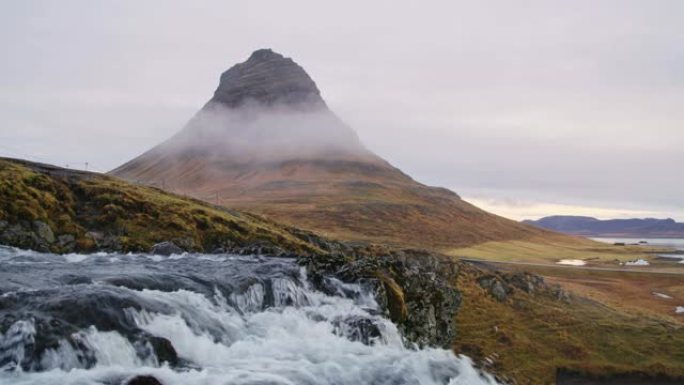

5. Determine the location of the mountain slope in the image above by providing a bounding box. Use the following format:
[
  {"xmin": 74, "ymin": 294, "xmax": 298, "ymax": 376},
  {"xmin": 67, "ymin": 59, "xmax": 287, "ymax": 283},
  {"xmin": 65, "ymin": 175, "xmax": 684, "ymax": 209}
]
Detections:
[
  {"xmin": 524, "ymin": 215, "xmax": 684, "ymax": 238},
  {"xmin": 111, "ymin": 49, "xmax": 572, "ymax": 250}
]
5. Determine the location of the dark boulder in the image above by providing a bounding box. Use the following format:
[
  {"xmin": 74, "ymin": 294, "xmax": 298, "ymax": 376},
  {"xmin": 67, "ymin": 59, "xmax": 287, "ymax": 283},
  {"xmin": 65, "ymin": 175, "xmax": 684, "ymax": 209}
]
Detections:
[
  {"xmin": 508, "ymin": 272, "xmax": 544, "ymax": 293},
  {"xmin": 148, "ymin": 336, "xmax": 178, "ymax": 367},
  {"xmin": 125, "ymin": 375, "xmax": 163, "ymax": 385},
  {"xmin": 478, "ymin": 276, "xmax": 510, "ymax": 302}
]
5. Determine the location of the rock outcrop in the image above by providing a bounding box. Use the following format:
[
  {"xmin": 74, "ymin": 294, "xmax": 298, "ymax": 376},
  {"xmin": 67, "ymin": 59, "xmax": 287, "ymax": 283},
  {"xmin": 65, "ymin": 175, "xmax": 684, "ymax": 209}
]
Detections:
[
  {"xmin": 0, "ymin": 220, "xmax": 56, "ymax": 252},
  {"xmin": 150, "ymin": 241, "xmax": 183, "ymax": 256},
  {"xmin": 476, "ymin": 269, "xmax": 569, "ymax": 303},
  {"xmin": 210, "ymin": 48, "xmax": 326, "ymax": 110},
  {"xmin": 300, "ymin": 250, "xmax": 462, "ymax": 348}
]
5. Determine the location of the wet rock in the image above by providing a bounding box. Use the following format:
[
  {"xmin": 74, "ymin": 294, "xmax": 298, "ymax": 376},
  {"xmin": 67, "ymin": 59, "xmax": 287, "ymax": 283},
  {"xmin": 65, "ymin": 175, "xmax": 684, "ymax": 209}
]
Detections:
[
  {"xmin": 86, "ymin": 231, "xmax": 121, "ymax": 251},
  {"xmin": 150, "ymin": 241, "xmax": 183, "ymax": 256},
  {"xmin": 148, "ymin": 336, "xmax": 178, "ymax": 367},
  {"xmin": 0, "ymin": 222, "xmax": 49, "ymax": 252},
  {"xmin": 57, "ymin": 234, "xmax": 75, "ymax": 248},
  {"xmin": 125, "ymin": 375, "xmax": 163, "ymax": 385},
  {"xmin": 32, "ymin": 221, "xmax": 55, "ymax": 244},
  {"xmin": 378, "ymin": 274, "xmax": 408, "ymax": 323},
  {"xmin": 234, "ymin": 241, "xmax": 286, "ymax": 256},
  {"xmin": 171, "ymin": 237, "xmax": 195, "ymax": 251},
  {"xmin": 333, "ymin": 316, "xmax": 382, "ymax": 345}
]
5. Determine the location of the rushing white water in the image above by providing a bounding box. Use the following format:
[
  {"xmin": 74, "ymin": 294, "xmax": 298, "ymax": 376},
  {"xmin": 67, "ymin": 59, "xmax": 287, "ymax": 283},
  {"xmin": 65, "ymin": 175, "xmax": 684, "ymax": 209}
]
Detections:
[{"xmin": 0, "ymin": 247, "xmax": 499, "ymax": 385}]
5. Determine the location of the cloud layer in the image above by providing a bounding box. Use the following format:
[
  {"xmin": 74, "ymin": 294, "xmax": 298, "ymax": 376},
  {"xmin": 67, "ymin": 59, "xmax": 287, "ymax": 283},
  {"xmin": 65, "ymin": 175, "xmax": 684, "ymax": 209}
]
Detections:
[{"xmin": 1, "ymin": 0, "xmax": 682, "ymax": 220}]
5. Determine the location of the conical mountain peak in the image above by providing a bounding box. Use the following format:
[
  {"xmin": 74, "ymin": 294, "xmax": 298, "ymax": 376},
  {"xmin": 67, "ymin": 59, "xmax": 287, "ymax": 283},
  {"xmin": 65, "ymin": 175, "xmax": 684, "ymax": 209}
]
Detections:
[
  {"xmin": 210, "ymin": 49, "xmax": 326, "ymax": 110},
  {"xmin": 246, "ymin": 48, "xmax": 286, "ymax": 62},
  {"xmin": 112, "ymin": 49, "xmax": 553, "ymax": 252}
]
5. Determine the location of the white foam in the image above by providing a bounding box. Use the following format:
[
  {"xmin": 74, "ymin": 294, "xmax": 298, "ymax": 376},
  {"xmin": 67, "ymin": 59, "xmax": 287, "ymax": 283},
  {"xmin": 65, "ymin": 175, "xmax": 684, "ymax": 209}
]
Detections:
[
  {"xmin": 653, "ymin": 292, "xmax": 673, "ymax": 299},
  {"xmin": 4, "ymin": 281, "xmax": 499, "ymax": 384},
  {"xmin": 197, "ymin": 255, "xmax": 227, "ymax": 262},
  {"xmin": 0, "ymin": 253, "xmax": 500, "ymax": 385},
  {"xmin": 63, "ymin": 254, "xmax": 90, "ymax": 263},
  {"xmin": 676, "ymin": 306, "xmax": 684, "ymax": 314}
]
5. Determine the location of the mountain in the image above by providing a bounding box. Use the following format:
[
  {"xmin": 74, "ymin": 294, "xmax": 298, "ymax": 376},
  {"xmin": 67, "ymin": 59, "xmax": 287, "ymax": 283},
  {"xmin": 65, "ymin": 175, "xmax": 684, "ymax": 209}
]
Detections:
[
  {"xmin": 523, "ymin": 215, "xmax": 684, "ymax": 238},
  {"xmin": 111, "ymin": 49, "xmax": 566, "ymax": 250}
]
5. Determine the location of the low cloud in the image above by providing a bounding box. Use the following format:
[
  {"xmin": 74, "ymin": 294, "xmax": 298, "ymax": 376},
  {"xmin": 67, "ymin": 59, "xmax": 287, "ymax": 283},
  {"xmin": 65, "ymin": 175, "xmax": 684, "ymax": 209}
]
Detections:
[{"xmin": 1, "ymin": 0, "xmax": 682, "ymax": 219}]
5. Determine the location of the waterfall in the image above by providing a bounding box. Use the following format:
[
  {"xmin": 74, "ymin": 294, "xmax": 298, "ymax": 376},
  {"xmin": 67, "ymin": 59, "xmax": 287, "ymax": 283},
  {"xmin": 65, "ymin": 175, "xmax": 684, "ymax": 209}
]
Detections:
[{"xmin": 0, "ymin": 247, "xmax": 499, "ymax": 385}]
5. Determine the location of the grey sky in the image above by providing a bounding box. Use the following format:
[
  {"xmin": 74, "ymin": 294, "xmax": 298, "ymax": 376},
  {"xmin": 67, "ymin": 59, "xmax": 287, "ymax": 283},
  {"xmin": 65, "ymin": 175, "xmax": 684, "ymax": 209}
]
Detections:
[{"xmin": 1, "ymin": 1, "xmax": 682, "ymax": 220}]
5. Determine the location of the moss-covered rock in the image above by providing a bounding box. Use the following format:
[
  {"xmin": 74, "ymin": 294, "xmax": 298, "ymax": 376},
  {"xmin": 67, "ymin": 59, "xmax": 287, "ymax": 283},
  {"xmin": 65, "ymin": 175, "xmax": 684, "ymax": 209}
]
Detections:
[{"xmin": 377, "ymin": 273, "xmax": 408, "ymax": 323}]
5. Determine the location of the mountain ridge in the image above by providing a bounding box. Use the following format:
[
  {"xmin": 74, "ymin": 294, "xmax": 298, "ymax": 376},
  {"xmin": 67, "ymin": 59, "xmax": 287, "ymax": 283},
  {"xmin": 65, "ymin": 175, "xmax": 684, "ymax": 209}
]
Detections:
[{"xmin": 523, "ymin": 215, "xmax": 684, "ymax": 238}]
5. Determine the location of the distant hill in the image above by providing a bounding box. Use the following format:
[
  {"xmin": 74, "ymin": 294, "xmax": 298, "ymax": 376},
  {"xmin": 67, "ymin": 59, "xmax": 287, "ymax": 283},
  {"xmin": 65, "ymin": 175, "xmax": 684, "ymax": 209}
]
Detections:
[
  {"xmin": 0, "ymin": 157, "xmax": 338, "ymax": 255},
  {"xmin": 111, "ymin": 49, "xmax": 573, "ymax": 250},
  {"xmin": 523, "ymin": 215, "xmax": 684, "ymax": 238}
]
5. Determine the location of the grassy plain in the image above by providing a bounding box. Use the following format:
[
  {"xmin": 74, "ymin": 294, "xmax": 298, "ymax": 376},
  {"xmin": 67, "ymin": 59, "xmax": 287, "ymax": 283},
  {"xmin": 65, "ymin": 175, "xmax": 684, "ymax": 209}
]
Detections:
[{"xmin": 446, "ymin": 237, "xmax": 671, "ymax": 264}]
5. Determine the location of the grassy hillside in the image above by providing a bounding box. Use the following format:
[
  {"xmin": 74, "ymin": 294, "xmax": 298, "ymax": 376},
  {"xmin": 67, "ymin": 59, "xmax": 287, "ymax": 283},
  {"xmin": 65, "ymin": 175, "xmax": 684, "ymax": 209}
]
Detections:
[
  {"xmin": 454, "ymin": 263, "xmax": 684, "ymax": 385},
  {"xmin": 112, "ymin": 151, "xmax": 592, "ymax": 252},
  {"xmin": 0, "ymin": 157, "xmax": 335, "ymax": 255}
]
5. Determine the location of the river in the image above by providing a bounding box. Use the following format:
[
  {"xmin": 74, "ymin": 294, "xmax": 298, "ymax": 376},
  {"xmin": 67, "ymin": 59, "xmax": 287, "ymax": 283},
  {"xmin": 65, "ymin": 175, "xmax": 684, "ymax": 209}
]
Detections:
[{"xmin": 0, "ymin": 246, "xmax": 497, "ymax": 385}]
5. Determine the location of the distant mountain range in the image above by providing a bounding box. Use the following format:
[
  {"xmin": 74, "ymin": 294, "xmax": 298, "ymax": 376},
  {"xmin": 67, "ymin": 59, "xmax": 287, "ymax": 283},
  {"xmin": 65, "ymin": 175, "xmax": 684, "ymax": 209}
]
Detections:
[{"xmin": 523, "ymin": 216, "xmax": 684, "ymax": 238}]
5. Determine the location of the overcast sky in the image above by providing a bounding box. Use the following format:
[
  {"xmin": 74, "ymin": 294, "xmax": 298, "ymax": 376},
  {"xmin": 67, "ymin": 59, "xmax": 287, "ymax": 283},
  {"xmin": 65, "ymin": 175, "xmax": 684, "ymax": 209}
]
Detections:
[{"xmin": 1, "ymin": 1, "xmax": 682, "ymax": 221}]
